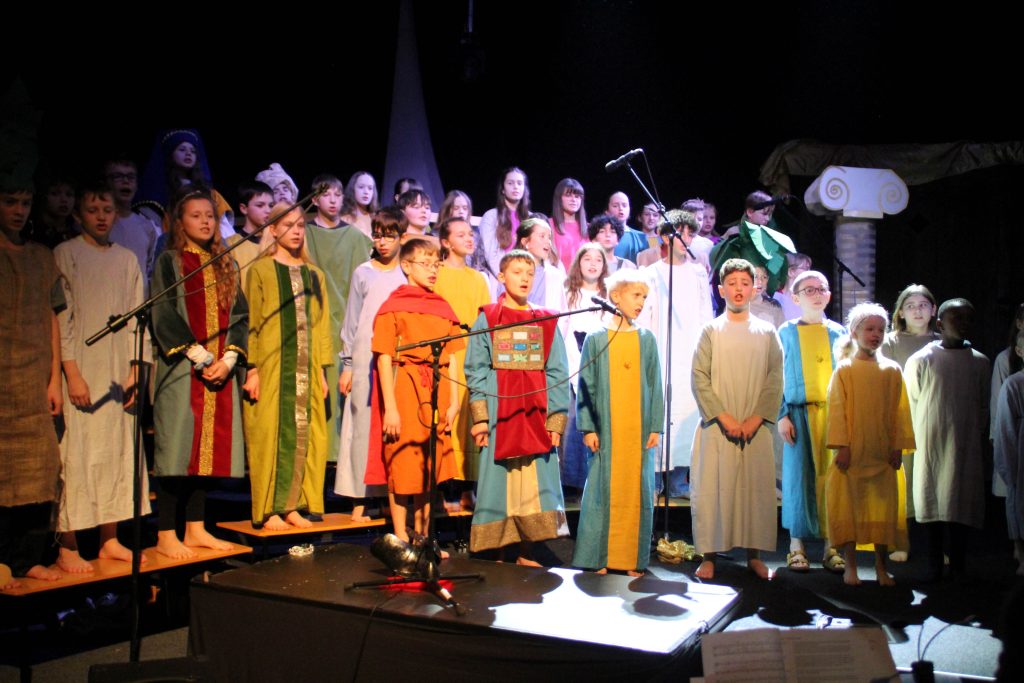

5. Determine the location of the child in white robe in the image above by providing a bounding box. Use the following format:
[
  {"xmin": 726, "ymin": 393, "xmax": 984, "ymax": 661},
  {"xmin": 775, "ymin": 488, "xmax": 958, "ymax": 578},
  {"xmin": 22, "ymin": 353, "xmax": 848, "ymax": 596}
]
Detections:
[{"xmin": 690, "ymin": 258, "xmax": 783, "ymax": 581}]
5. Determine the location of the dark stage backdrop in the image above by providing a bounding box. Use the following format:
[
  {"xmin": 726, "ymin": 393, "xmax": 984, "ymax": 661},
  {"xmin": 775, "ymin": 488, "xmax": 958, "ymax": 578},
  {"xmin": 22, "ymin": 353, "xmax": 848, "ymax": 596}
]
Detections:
[{"xmin": 4, "ymin": 2, "xmax": 1021, "ymax": 350}]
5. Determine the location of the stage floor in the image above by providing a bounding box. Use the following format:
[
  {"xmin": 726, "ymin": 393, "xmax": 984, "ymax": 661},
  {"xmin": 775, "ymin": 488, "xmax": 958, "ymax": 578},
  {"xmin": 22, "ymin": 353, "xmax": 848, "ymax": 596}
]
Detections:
[{"xmin": 191, "ymin": 542, "xmax": 740, "ymax": 680}]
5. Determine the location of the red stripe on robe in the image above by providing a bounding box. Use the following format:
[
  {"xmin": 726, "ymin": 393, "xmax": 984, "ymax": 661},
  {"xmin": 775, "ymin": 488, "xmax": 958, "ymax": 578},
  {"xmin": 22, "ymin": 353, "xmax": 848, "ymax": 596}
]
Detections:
[
  {"xmin": 180, "ymin": 250, "xmax": 235, "ymax": 477},
  {"xmin": 365, "ymin": 362, "xmax": 388, "ymax": 486}
]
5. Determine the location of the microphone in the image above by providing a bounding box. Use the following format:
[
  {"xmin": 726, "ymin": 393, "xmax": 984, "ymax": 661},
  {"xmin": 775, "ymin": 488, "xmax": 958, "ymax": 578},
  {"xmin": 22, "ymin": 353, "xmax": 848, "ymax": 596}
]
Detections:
[
  {"xmin": 751, "ymin": 194, "xmax": 794, "ymax": 211},
  {"xmin": 657, "ymin": 222, "xmax": 696, "ymax": 261},
  {"xmin": 604, "ymin": 148, "xmax": 644, "ymax": 173},
  {"xmin": 590, "ymin": 295, "xmax": 620, "ymax": 316}
]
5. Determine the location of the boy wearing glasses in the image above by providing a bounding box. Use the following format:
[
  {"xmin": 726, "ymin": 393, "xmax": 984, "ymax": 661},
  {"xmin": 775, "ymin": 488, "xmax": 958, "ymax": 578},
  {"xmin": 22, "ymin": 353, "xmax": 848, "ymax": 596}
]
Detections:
[
  {"xmin": 106, "ymin": 157, "xmax": 160, "ymax": 282},
  {"xmin": 368, "ymin": 238, "xmax": 463, "ymax": 543},
  {"xmin": 777, "ymin": 271, "xmax": 848, "ymax": 573}
]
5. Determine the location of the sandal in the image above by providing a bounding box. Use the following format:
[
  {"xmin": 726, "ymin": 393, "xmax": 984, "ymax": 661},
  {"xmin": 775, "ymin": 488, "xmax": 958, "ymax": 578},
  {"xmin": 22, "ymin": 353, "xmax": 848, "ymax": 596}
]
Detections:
[
  {"xmin": 822, "ymin": 548, "xmax": 846, "ymax": 573},
  {"xmin": 786, "ymin": 550, "xmax": 811, "ymax": 572}
]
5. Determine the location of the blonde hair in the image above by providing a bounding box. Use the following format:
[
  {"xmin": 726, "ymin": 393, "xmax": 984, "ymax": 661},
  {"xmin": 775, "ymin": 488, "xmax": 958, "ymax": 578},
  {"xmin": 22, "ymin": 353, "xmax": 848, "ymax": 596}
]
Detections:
[
  {"xmin": 258, "ymin": 205, "xmax": 311, "ymax": 263},
  {"xmin": 834, "ymin": 302, "xmax": 889, "ymax": 360},
  {"xmin": 605, "ymin": 268, "xmax": 650, "ymax": 297}
]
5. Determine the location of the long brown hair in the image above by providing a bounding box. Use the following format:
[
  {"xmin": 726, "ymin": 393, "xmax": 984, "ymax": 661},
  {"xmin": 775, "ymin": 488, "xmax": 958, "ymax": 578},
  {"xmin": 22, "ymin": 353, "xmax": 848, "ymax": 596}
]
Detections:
[
  {"xmin": 550, "ymin": 177, "xmax": 586, "ymax": 236},
  {"xmin": 169, "ymin": 188, "xmax": 238, "ymax": 310},
  {"xmin": 437, "ymin": 190, "xmax": 473, "ymax": 224},
  {"xmin": 566, "ymin": 242, "xmax": 608, "ymax": 309},
  {"xmin": 340, "ymin": 171, "xmax": 379, "ymax": 217},
  {"xmin": 495, "ymin": 167, "xmax": 530, "ymax": 250}
]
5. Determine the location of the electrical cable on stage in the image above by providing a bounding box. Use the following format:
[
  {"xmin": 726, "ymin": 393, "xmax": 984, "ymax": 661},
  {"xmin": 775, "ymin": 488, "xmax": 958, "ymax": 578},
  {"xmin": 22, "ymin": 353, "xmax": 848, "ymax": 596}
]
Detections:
[{"xmin": 349, "ymin": 590, "xmax": 401, "ymax": 683}]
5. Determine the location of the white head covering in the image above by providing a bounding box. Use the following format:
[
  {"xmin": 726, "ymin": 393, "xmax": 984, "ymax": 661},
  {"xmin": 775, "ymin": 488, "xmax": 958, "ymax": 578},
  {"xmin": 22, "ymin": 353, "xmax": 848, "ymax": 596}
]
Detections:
[
  {"xmin": 846, "ymin": 302, "xmax": 889, "ymax": 333},
  {"xmin": 256, "ymin": 163, "xmax": 298, "ymax": 202}
]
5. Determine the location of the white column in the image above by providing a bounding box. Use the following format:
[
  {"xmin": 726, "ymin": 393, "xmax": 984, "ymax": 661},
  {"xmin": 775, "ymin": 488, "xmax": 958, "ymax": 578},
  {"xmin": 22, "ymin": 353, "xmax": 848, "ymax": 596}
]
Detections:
[{"xmin": 804, "ymin": 166, "xmax": 908, "ymax": 321}]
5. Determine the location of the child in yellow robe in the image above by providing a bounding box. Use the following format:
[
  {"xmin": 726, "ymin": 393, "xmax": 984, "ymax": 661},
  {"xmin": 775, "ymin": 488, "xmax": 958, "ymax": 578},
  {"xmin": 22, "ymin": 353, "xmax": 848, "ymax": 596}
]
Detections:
[{"xmin": 826, "ymin": 303, "xmax": 915, "ymax": 586}]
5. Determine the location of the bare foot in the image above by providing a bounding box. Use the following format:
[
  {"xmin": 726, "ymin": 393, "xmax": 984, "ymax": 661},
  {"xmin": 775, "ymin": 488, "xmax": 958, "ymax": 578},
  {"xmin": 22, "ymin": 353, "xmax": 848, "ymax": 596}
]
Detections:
[
  {"xmin": 516, "ymin": 556, "xmax": 542, "ymax": 567},
  {"xmin": 843, "ymin": 566, "xmax": 861, "ymax": 586},
  {"xmin": 57, "ymin": 548, "xmax": 95, "ymax": 574},
  {"xmin": 889, "ymin": 550, "xmax": 908, "ymax": 563},
  {"xmin": 285, "ymin": 511, "xmax": 312, "ymax": 528},
  {"xmin": 627, "ymin": 569, "xmax": 645, "ymax": 577},
  {"xmin": 748, "ymin": 558, "xmax": 771, "ymax": 580},
  {"xmin": 26, "ymin": 565, "xmax": 62, "ymax": 582},
  {"xmin": 264, "ymin": 514, "xmax": 290, "ymax": 530},
  {"xmin": 350, "ymin": 505, "xmax": 372, "ymax": 523},
  {"xmin": 876, "ymin": 567, "xmax": 895, "ymax": 586},
  {"xmin": 184, "ymin": 525, "xmax": 233, "ymax": 551},
  {"xmin": 695, "ymin": 559, "xmax": 715, "ymax": 580},
  {"xmin": 99, "ymin": 538, "xmax": 147, "ymax": 565},
  {"xmin": 595, "ymin": 567, "xmax": 608, "ymax": 574},
  {"xmin": 156, "ymin": 531, "xmax": 197, "ymax": 560},
  {"xmin": 0, "ymin": 564, "xmax": 15, "ymax": 591}
]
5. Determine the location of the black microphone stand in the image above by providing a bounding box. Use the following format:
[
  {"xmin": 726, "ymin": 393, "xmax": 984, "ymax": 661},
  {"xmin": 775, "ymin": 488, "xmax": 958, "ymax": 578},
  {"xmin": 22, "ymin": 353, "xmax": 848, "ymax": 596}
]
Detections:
[
  {"xmin": 613, "ymin": 157, "xmax": 686, "ymax": 544},
  {"xmin": 83, "ymin": 188, "xmax": 319, "ymax": 662},
  {"xmin": 347, "ymin": 304, "xmax": 605, "ymax": 614}
]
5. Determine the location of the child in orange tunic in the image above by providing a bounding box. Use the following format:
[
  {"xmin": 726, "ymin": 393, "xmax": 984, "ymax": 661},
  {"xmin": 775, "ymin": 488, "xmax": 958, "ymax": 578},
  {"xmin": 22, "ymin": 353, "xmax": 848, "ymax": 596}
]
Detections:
[{"xmin": 368, "ymin": 238, "xmax": 464, "ymax": 542}]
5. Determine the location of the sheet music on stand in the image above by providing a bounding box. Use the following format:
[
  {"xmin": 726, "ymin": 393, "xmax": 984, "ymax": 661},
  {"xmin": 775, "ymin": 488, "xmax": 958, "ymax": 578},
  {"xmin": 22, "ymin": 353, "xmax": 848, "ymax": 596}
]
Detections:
[{"xmin": 694, "ymin": 626, "xmax": 896, "ymax": 682}]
